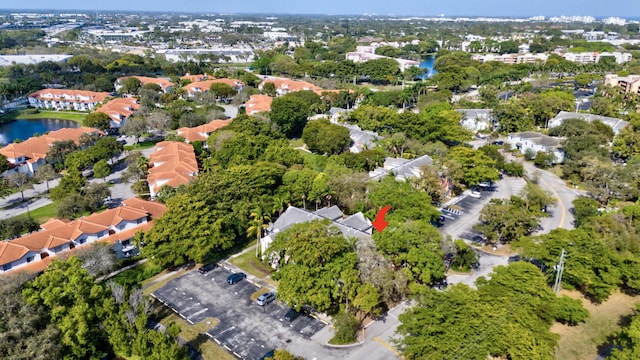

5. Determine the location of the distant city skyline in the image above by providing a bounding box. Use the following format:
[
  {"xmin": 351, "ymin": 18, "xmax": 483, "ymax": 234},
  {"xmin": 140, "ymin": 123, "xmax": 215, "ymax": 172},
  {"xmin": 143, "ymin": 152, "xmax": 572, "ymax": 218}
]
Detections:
[{"xmin": 3, "ymin": 0, "xmax": 640, "ymax": 19}]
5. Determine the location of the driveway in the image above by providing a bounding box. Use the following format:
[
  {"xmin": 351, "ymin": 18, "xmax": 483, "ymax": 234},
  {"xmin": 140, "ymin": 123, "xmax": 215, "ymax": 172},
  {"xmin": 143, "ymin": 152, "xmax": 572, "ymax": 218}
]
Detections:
[{"xmin": 152, "ymin": 267, "xmax": 329, "ymax": 360}]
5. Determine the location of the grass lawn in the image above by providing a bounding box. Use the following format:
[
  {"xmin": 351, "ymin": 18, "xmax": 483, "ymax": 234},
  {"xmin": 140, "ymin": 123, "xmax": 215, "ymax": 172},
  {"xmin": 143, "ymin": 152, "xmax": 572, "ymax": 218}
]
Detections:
[
  {"xmin": 124, "ymin": 140, "xmax": 159, "ymax": 151},
  {"xmin": 229, "ymin": 250, "xmax": 273, "ymax": 279},
  {"xmin": 289, "ymin": 138, "xmax": 305, "ymax": 148},
  {"xmin": 1, "ymin": 108, "xmax": 87, "ymax": 123},
  {"xmin": 13, "ymin": 202, "xmax": 59, "ymax": 224},
  {"xmin": 552, "ymin": 290, "xmax": 639, "ymax": 360},
  {"xmin": 159, "ymin": 313, "xmax": 234, "ymax": 360}
]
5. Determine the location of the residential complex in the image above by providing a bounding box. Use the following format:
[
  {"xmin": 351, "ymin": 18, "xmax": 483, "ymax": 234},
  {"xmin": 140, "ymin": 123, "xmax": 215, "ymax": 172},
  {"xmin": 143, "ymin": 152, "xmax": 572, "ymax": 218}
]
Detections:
[
  {"xmin": 177, "ymin": 119, "xmax": 233, "ymax": 143},
  {"xmin": 548, "ymin": 111, "xmax": 629, "ymax": 134},
  {"xmin": 244, "ymin": 94, "xmax": 273, "ymax": 114},
  {"xmin": 258, "ymin": 78, "xmax": 322, "ymax": 96},
  {"xmin": 182, "ymin": 78, "xmax": 244, "ymax": 98},
  {"xmin": 96, "ymin": 97, "xmax": 140, "ymax": 128},
  {"xmin": 346, "ymin": 45, "xmax": 420, "ymax": 72},
  {"xmin": 0, "ymin": 198, "xmax": 166, "ymax": 274},
  {"xmin": 28, "ymin": 89, "xmax": 110, "ymax": 111},
  {"xmin": 147, "ymin": 141, "xmax": 199, "ymax": 197},
  {"xmin": 604, "ymin": 74, "xmax": 640, "ymax": 95},
  {"xmin": 0, "ymin": 127, "xmax": 103, "ymax": 175},
  {"xmin": 506, "ymin": 132, "xmax": 565, "ymax": 163},
  {"xmin": 115, "ymin": 76, "xmax": 174, "ymax": 93}
]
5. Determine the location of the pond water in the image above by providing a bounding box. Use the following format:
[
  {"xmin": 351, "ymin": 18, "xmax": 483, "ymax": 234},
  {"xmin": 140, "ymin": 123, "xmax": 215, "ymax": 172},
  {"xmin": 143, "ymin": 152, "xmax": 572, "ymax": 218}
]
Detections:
[
  {"xmin": 419, "ymin": 54, "xmax": 438, "ymax": 79},
  {"xmin": 0, "ymin": 118, "xmax": 80, "ymax": 146}
]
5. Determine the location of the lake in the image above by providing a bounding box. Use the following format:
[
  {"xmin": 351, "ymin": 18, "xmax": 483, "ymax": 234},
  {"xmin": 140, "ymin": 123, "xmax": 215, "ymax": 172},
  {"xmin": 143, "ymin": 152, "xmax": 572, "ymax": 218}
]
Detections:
[
  {"xmin": 419, "ymin": 54, "xmax": 438, "ymax": 79},
  {"xmin": 0, "ymin": 118, "xmax": 80, "ymax": 146}
]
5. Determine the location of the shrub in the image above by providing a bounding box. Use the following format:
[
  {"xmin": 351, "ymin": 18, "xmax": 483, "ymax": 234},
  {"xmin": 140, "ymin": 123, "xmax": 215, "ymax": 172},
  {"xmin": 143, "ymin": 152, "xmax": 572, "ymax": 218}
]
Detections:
[{"xmin": 329, "ymin": 312, "xmax": 359, "ymax": 344}]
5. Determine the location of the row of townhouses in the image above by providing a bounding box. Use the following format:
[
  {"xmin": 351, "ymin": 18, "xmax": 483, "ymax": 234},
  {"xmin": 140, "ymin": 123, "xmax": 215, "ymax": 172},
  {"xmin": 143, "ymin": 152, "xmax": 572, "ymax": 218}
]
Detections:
[{"xmin": 0, "ymin": 198, "xmax": 166, "ymax": 274}]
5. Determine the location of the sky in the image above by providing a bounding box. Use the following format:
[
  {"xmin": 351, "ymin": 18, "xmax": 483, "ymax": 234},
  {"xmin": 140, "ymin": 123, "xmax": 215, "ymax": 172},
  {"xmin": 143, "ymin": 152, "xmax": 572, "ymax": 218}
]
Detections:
[{"xmin": 3, "ymin": 0, "xmax": 640, "ymax": 18}]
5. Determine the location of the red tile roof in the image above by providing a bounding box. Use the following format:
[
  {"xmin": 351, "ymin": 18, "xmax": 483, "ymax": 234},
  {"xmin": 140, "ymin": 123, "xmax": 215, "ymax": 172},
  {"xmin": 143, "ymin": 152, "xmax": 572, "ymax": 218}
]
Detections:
[
  {"xmin": 29, "ymin": 89, "xmax": 110, "ymax": 104},
  {"xmin": 117, "ymin": 76, "xmax": 174, "ymax": 91},
  {"xmin": 245, "ymin": 94, "xmax": 273, "ymax": 114},
  {"xmin": 0, "ymin": 198, "xmax": 166, "ymax": 274},
  {"xmin": 182, "ymin": 78, "xmax": 244, "ymax": 94},
  {"xmin": 177, "ymin": 119, "xmax": 233, "ymax": 142},
  {"xmin": 96, "ymin": 98, "xmax": 140, "ymax": 124},
  {"xmin": 259, "ymin": 78, "xmax": 322, "ymax": 93},
  {"xmin": 148, "ymin": 141, "xmax": 198, "ymax": 194},
  {"xmin": 0, "ymin": 127, "xmax": 103, "ymax": 164}
]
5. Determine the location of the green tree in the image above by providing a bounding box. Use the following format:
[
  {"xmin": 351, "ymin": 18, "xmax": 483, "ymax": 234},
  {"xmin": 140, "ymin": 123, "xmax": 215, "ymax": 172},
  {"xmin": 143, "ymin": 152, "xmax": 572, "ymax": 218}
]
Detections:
[
  {"xmin": 268, "ymin": 220, "xmax": 359, "ymax": 313},
  {"xmin": 7, "ymin": 172, "xmax": 30, "ymax": 202},
  {"xmin": 209, "ymin": 82, "xmax": 236, "ymax": 100},
  {"xmin": 270, "ymin": 96, "xmax": 311, "ymax": 138},
  {"xmin": 120, "ymin": 77, "xmax": 142, "ymax": 94},
  {"xmin": 247, "ymin": 207, "xmax": 271, "ymax": 257},
  {"xmin": 46, "ymin": 140, "xmax": 79, "ymax": 169},
  {"xmin": 302, "ymin": 119, "xmax": 351, "ymax": 155},
  {"xmin": 34, "ymin": 163, "xmax": 57, "ymax": 192},
  {"xmin": 120, "ymin": 117, "xmax": 147, "ymax": 144},
  {"xmin": 447, "ymin": 146, "xmax": 499, "ymax": 187},
  {"xmin": 84, "ymin": 112, "xmax": 112, "ymax": 130},
  {"xmin": 0, "ymin": 153, "xmax": 10, "ymax": 173},
  {"xmin": 93, "ymin": 159, "xmax": 111, "ymax": 182},
  {"xmin": 262, "ymin": 82, "xmax": 277, "ymax": 96},
  {"xmin": 50, "ymin": 169, "xmax": 86, "ymax": 201},
  {"xmin": 22, "ymin": 257, "xmax": 108, "ymax": 359}
]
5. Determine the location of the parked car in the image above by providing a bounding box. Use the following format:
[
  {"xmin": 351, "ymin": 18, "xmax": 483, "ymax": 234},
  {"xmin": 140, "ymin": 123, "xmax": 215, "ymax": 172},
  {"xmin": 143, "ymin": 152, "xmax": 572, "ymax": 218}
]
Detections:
[
  {"xmin": 256, "ymin": 292, "xmax": 276, "ymax": 306},
  {"xmin": 492, "ymin": 140, "xmax": 504, "ymax": 146},
  {"xmin": 198, "ymin": 263, "xmax": 216, "ymax": 274},
  {"xmin": 284, "ymin": 307, "xmax": 300, "ymax": 322},
  {"xmin": 259, "ymin": 349, "xmax": 275, "ymax": 360},
  {"xmin": 226, "ymin": 272, "xmax": 246, "ymax": 284},
  {"xmin": 469, "ymin": 191, "xmax": 482, "ymax": 198}
]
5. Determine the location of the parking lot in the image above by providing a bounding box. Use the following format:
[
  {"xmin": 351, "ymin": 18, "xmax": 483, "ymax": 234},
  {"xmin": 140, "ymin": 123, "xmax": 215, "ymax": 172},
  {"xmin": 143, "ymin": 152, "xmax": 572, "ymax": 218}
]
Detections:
[{"xmin": 152, "ymin": 267, "xmax": 327, "ymax": 360}]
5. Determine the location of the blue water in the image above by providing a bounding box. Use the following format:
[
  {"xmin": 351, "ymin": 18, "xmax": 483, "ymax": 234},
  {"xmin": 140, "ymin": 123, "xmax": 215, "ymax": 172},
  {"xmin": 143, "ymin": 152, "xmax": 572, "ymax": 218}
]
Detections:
[
  {"xmin": 0, "ymin": 118, "xmax": 80, "ymax": 146},
  {"xmin": 419, "ymin": 54, "xmax": 438, "ymax": 79}
]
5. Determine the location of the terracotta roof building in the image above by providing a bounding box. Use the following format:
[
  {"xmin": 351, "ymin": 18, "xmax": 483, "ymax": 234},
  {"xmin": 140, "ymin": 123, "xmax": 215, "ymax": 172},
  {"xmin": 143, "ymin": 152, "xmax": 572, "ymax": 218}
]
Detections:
[
  {"xmin": 115, "ymin": 76, "xmax": 174, "ymax": 93},
  {"xmin": 258, "ymin": 78, "xmax": 322, "ymax": 96},
  {"xmin": 180, "ymin": 73, "xmax": 211, "ymax": 83},
  {"xmin": 147, "ymin": 141, "xmax": 198, "ymax": 197},
  {"xmin": 28, "ymin": 89, "xmax": 110, "ymax": 111},
  {"xmin": 0, "ymin": 198, "xmax": 166, "ymax": 274},
  {"xmin": 0, "ymin": 127, "xmax": 103, "ymax": 175},
  {"xmin": 177, "ymin": 119, "xmax": 232, "ymax": 143},
  {"xmin": 245, "ymin": 94, "xmax": 273, "ymax": 114},
  {"xmin": 182, "ymin": 78, "xmax": 244, "ymax": 98},
  {"xmin": 96, "ymin": 97, "xmax": 140, "ymax": 128}
]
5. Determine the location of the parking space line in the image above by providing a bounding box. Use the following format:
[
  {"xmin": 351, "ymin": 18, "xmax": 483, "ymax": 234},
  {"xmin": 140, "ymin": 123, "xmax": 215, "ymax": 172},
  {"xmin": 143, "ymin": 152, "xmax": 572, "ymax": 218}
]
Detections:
[{"xmin": 374, "ymin": 337, "xmax": 401, "ymax": 356}]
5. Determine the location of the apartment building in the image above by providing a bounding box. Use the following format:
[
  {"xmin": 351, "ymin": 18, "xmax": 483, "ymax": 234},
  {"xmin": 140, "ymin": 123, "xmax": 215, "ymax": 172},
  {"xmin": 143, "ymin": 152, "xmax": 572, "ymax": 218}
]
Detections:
[
  {"xmin": 147, "ymin": 141, "xmax": 198, "ymax": 197},
  {"xmin": 96, "ymin": 97, "xmax": 140, "ymax": 128},
  {"xmin": 604, "ymin": 74, "xmax": 640, "ymax": 95},
  {"xmin": 182, "ymin": 78, "xmax": 244, "ymax": 98},
  {"xmin": 28, "ymin": 89, "xmax": 110, "ymax": 111},
  {"xmin": 244, "ymin": 94, "xmax": 273, "ymax": 114},
  {"xmin": 177, "ymin": 119, "xmax": 232, "ymax": 143},
  {"xmin": 0, "ymin": 198, "xmax": 166, "ymax": 274},
  {"xmin": 0, "ymin": 127, "xmax": 103, "ymax": 175},
  {"xmin": 114, "ymin": 76, "xmax": 174, "ymax": 93},
  {"xmin": 258, "ymin": 78, "xmax": 322, "ymax": 96}
]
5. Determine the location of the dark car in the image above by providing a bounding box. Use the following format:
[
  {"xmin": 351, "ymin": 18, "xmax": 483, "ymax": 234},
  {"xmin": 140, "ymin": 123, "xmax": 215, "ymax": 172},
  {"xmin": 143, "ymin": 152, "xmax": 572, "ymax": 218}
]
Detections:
[
  {"xmin": 226, "ymin": 272, "xmax": 246, "ymax": 284},
  {"xmin": 284, "ymin": 307, "xmax": 300, "ymax": 322},
  {"xmin": 259, "ymin": 349, "xmax": 275, "ymax": 360},
  {"xmin": 492, "ymin": 140, "xmax": 504, "ymax": 146},
  {"xmin": 198, "ymin": 263, "xmax": 216, "ymax": 274},
  {"xmin": 256, "ymin": 292, "xmax": 276, "ymax": 306}
]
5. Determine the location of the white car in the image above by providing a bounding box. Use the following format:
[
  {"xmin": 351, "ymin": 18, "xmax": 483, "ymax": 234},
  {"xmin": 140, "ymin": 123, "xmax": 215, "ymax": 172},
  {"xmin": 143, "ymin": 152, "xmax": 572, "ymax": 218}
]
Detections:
[{"xmin": 469, "ymin": 191, "xmax": 482, "ymax": 198}]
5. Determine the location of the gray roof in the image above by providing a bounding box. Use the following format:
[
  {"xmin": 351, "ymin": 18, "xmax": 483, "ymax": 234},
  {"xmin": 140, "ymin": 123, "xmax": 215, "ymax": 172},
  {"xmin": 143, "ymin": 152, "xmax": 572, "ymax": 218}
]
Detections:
[
  {"xmin": 337, "ymin": 213, "xmax": 372, "ymax": 233},
  {"xmin": 369, "ymin": 154, "xmax": 433, "ymax": 181},
  {"xmin": 341, "ymin": 123, "xmax": 381, "ymax": 153},
  {"xmin": 456, "ymin": 109, "xmax": 494, "ymax": 120},
  {"xmin": 510, "ymin": 132, "xmax": 564, "ymax": 149},
  {"xmin": 549, "ymin": 111, "xmax": 629, "ymax": 134},
  {"xmin": 267, "ymin": 206, "xmax": 371, "ymax": 241},
  {"xmin": 313, "ymin": 205, "xmax": 344, "ymax": 221}
]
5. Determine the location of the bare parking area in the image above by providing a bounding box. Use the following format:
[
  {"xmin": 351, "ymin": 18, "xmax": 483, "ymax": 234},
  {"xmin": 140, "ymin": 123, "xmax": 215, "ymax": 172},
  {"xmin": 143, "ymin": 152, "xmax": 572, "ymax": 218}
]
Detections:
[{"xmin": 152, "ymin": 267, "xmax": 327, "ymax": 360}]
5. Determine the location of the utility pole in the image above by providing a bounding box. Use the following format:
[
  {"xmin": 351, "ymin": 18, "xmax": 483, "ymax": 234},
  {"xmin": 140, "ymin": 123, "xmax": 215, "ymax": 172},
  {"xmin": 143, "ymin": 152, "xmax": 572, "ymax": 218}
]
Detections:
[{"xmin": 553, "ymin": 249, "xmax": 566, "ymax": 294}]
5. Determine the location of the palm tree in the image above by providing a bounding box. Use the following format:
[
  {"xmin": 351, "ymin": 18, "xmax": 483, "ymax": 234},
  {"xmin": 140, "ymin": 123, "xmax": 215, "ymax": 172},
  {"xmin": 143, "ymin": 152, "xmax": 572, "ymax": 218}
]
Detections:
[{"xmin": 247, "ymin": 207, "xmax": 271, "ymax": 258}]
